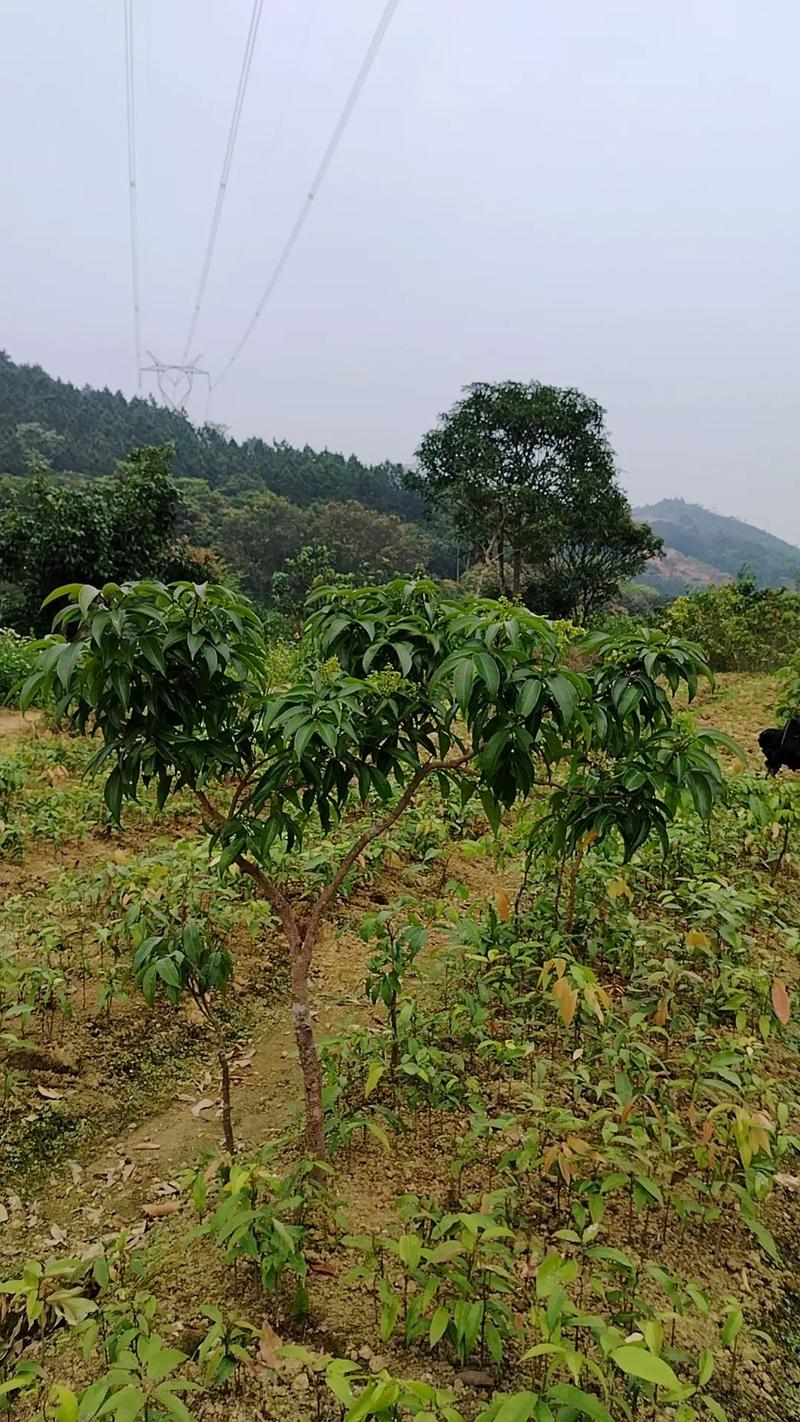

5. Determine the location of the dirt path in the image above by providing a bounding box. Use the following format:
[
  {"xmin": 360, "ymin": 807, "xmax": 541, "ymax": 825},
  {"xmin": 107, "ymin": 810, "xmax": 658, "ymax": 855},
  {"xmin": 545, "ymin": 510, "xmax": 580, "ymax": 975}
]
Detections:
[
  {"xmin": 1, "ymin": 924, "xmax": 364, "ymax": 1240},
  {"xmin": 0, "ymin": 708, "xmax": 40, "ymax": 739},
  {"xmin": 5, "ymin": 852, "xmax": 500, "ymax": 1255},
  {"xmin": 68, "ymin": 920, "xmax": 367, "ymax": 1212}
]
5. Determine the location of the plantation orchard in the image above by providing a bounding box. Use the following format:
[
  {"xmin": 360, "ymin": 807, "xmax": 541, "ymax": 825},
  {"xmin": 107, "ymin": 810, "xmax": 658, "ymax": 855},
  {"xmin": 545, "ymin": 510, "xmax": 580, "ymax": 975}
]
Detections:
[{"xmin": 1, "ymin": 578, "xmax": 800, "ymax": 1421}]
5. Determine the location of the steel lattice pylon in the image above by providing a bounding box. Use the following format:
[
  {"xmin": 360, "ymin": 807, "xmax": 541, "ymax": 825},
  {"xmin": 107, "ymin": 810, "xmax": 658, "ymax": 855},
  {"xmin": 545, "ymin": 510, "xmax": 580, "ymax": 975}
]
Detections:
[{"xmin": 141, "ymin": 351, "xmax": 211, "ymax": 413}]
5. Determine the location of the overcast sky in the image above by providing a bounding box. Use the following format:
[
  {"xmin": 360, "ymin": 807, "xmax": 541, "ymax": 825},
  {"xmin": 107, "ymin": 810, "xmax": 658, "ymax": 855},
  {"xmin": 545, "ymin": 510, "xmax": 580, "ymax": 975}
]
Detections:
[{"xmin": 2, "ymin": 1, "xmax": 799, "ymax": 538}]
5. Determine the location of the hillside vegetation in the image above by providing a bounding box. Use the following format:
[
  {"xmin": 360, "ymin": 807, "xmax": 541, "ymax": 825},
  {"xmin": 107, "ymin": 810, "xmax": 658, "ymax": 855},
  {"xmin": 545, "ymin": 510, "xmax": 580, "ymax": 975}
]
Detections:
[
  {"xmin": 633, "ymin": 499, "xmax": 800, "ymax": 595},
  {"xmin": 0, "ymin": 355, "xmax": 459, "ymax": 624},
  {"xmin": 0, "ymin": 352, "xmax": 423, "ymax": 521},
  {"xmin": 4, "ymin": 353, "xmax": 800, "ymax": 618},
  {"xmin": 0, "ymin": 360, "xmax": 663, "ymax": 627}
]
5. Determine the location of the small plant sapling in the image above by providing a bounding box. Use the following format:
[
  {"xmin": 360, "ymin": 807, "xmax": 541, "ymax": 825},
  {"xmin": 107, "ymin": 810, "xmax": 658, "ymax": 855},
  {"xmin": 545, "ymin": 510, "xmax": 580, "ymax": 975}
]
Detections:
[
  {"xmin": 196, "ymin": 1306, "xmax": 259, "ymax": 1388},
  {"xmin": 362, "ymin": 902, "xmax": 426, "ymax": 1078},
  {"xmin": 70, "ymin": 1328, "xmax": 199, "ymax": 1422},
  {"xmin": 196, "ymin": 1157, "xmax": 313, "ymax": 1314},
  {"xmin": 131, "ymin": 917, "xmax": 236, "ymax": 1152},
  {"xmin": 0, "ymin": 1257, "xmax": 97, "ymax": 1342}
]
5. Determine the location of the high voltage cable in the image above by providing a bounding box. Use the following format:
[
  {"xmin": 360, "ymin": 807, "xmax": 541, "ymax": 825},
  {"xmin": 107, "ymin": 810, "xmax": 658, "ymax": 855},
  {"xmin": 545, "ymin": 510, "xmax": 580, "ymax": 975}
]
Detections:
[
  {"xmin": 181, "ymin": 0, "xmax": 265, "ymax": 362},
  {"xmin": 211, "ymin": 0, "xmax": 401, "ymax": 392},
  {"xmin": 123, "ymin": 0, "xmax": 143, "ymax": 386}
]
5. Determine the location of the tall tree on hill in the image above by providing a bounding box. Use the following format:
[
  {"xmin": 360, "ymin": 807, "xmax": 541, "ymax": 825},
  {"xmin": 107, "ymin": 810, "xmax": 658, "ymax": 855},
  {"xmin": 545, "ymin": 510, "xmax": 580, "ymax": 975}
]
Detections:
[
  {"xmin": 411, "ymin": 381, "xmax": 660, "ymax": 618},
  {"xmin": 216, "ymin": 493, "xmax": 311, "ymax": 603},
  {"xmin": 523, "ymin": 461, "xmax": 663, "ymax": 623},
  {"xmin": 306, "ymin": 500, "xmax": 434, "ymax": 576}
]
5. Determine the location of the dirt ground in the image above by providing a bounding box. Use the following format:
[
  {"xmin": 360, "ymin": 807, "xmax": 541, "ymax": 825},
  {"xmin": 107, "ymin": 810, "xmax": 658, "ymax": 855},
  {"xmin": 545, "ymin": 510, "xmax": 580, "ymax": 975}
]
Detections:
[{"xmin": 2, "ymin": 681, "xmax": 800, "ymax": 1421}]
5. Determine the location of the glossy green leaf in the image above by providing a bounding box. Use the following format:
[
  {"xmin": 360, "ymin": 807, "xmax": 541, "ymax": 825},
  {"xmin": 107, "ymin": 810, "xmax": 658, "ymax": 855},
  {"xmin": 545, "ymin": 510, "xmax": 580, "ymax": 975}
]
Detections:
[
  {"xmin": 547, "ymin": 1383, "xmax": 613, "ymax": 1421},
  {"xmin": 611, "ymin": 1345, "xmax": 681, "ymax": 1393}
]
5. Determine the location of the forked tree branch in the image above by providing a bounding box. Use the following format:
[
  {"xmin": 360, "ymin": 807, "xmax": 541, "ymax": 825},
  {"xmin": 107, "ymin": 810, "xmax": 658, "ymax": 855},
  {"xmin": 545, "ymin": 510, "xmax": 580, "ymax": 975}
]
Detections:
[
  {"xmin": 197, "ymin": 751, "xmax": 477, "ymax": 967},
  {"xmin": 194, "ymin": 787, "xmax": 300, "ymax": 950},
  {"xmin": 302, "ymin": 750, "xmax": 477, "ymax": 954}
]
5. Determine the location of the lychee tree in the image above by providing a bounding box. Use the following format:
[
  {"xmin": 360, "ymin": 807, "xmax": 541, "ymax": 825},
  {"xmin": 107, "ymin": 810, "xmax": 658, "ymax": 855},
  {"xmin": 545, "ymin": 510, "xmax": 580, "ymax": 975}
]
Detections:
[{"xmin": 23, "ymin": 578, "xmax": 727, "ymax": 1159}]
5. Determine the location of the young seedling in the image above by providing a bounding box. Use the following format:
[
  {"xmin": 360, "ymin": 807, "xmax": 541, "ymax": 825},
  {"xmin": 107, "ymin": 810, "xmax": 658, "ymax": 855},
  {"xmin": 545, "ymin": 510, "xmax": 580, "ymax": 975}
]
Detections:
[
  {"xmin": 131, "ymin": 916, "xmax": 236, "ymax": 1152},
  {"xmin": 362, "ymin": 902, "xmax": 426, "ymax": 1078}
]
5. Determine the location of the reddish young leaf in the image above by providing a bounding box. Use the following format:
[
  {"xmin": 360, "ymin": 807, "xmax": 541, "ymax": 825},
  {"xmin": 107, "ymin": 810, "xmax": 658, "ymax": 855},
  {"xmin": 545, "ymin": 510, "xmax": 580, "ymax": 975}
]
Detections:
[{"xmin": 495, "ymin": 887, "xmax": 511, "ymax": 922}]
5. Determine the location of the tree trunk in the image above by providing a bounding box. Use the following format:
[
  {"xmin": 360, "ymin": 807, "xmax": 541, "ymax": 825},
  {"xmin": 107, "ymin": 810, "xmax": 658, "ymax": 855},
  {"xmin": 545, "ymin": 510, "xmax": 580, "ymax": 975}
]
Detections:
[
  {"xmin": 225, "ymin": 762, "xmax": 471, "ymax": 1165},
  {"xmin": 389, "ymin": 999, "xmax": 399, "ymax": 1079},
  {"xmin": 217, "ymin": 1042, "xmax": 235, "ymax": 1154},
  {"xmin": 291, "ymin": 939, "xmax": 326, "ymax": 1160},
  {"xmin": 498, "ymin": 537, "xmax": 507, "ymax": 596},
  {"xmin": 512, "ymin": 548, "xmax": 521, "ymax": 599},
  {"xmin": 565, "ymin": 845, "xmax": 585, "ymax": 934}
]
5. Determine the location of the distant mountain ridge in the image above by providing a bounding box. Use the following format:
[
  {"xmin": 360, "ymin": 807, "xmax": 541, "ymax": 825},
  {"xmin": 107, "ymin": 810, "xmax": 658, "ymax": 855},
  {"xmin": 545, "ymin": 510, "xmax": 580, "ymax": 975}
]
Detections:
[{"xmin": 632, "ymin": 498, "xmax": 800, "ymax": 594}]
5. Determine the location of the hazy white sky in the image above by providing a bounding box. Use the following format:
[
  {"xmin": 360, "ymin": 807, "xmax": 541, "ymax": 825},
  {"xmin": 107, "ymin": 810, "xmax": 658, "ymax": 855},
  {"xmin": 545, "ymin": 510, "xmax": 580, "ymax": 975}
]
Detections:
[{"xmin": 2, "ymin": 1, "xmax": 798, "ymax": 537}]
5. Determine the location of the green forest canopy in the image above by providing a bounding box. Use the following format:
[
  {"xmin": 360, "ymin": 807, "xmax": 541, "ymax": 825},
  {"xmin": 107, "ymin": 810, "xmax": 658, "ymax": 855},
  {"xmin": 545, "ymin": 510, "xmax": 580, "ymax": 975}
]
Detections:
[
  {"xmin": 5, "ymin": 351, "xmax": 799, "ymax": 632},
  {"xmin": 0, "ymin": 350, "xmax": 426, "ymax": 518}
]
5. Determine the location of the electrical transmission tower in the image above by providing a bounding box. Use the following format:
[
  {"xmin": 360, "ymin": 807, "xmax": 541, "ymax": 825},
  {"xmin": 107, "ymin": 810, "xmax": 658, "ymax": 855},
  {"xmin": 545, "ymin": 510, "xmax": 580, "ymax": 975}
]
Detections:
[{"xmin": 140, "ymin": 352, "xmax": 211, "ymax": 413}]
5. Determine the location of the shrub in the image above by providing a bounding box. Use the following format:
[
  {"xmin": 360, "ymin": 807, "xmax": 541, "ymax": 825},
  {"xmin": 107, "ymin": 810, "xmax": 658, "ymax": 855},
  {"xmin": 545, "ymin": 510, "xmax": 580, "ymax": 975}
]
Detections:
[
  {"xmin": 0, "ymin": 628, "xmax": 37, "ymax": 701},
  {"xmin": 776, "ymin": 651, "xmax": 800, "ymax": 723},
  {"xmin": 661, "ymin": 577, "xmax": 800, "ymax": 671}
]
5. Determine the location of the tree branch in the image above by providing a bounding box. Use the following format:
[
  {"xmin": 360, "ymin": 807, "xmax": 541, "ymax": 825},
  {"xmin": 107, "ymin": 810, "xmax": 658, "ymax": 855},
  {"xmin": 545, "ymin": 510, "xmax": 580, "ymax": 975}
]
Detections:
[
  {"xmin": 194, "ymin": 788, "xmax": 300, "ymax": 951},
  {"xmin": 195, "ymin": 788, "xmax": 224, "ymax": 827},
  {"xmin": 302, "ymin": 751, "xmax": 476, "ymax": 952},
  {"xmin": 234, "ymin": 855, "xmax": 301, "ymax": 952}
]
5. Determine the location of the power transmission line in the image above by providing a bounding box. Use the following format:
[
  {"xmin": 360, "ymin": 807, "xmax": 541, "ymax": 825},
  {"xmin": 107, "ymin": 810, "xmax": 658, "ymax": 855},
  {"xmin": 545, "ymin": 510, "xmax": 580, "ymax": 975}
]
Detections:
[
  {"xmin": 123, "ymin": 0, "xmax": 143, "ymax": 387},
  {"xmin": 181, "ymin": 0, "xmax": 265, "ymax": 362},
  {"xmin": 211, "ymin": 0, "xmax": 402, "ymax": 392}
]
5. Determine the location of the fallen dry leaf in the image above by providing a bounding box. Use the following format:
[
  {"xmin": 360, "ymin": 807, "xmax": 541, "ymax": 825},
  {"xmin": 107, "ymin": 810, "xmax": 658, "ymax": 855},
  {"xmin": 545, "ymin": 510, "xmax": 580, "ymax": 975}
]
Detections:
[
  {"xmin": 309, "ymin": 1259, "xmax": 336, "ymax": 1276},
  {"xmin": 653, "ymin": 996, "xmax": 669, "ymax": 1027},
  {"xmin": 258, "ymin": 1320, "xmax": 284, "ymax": 1369},
  {"xmin": 191, "ymin": 1097, "xmax": 216, "ymax": 1117},
  {"xmin": 0, "ymin": 1204, "xmax": 8, "ymax": 1224},
  {"xmin": 132, "ymin": 1142, "xmax": 160, "ymax": 1151},
  {"xmin": 142, "ymin": 1200, "xmax": 182, "ymax": 1219},
  {"xmin": 203, "ymin": 1157, "xmax": 223, "ymax": 1185},
  {"xmin": 457, "ymin": 1370, "xmax": 494, "ymax": 1389},
  {"xmin": 36, "ymin": 1086, "xmax": 63, "ymax": 1100},
  {"xmin": 775, "ymin": 1172, "xmax": 800, "ymax": 1191},
  {"xmin": 771, "ymin": 979, "xmax": 791, "ymax": 1025},
  {"xmin": 50, "ymin": 1224, "xmax": 66, "ymax": 1244},
  {"xmin": 66, "ymin": 1160, "xmax": 83, "ymax": 1186}
]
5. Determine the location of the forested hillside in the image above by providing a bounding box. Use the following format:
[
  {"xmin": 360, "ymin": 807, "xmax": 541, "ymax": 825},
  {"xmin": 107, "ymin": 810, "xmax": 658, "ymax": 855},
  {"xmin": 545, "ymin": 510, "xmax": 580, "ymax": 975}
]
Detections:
[
  {"xmin": 0, "ymin": 350, "xmax": 425, "ymax": 519},
  {"xmin": 633, "ymin": 497, "xmax": 800, "ymax": 591},
  {"xmin": 0, "ymin": 352, "xmax": 458, "ymax": 621},
  {"xmin": 11, "ymin": 351, "xmax": 798, "ymax": 620}
]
